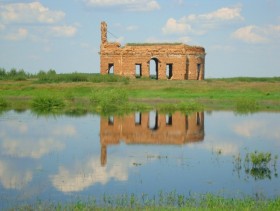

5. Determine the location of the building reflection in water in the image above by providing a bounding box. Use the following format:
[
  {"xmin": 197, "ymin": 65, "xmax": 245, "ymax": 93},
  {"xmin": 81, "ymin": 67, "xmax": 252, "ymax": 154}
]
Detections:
[{"xmin": 100, "ymin": 111, "xmax": 204, "ymax": 166}]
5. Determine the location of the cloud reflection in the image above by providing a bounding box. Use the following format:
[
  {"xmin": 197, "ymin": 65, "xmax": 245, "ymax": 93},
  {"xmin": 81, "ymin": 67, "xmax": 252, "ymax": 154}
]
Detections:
[
  {"xmin": 233, "ymin": 120, "xmax": 280, "ymax": 140},
  {"xmin": 51, "ymin": 157, "xmax": 129, "ymax": 192},
  {"xmin": 1, "ymin": 138, "xmax": 64, "ymax": 159},
  {"xmin": 0, "ymin": 121, "xmax": 77, "ymax": 159},
  {"xmin": 0, "ymin": 160, "xmax": 32, "ymax": 189}
]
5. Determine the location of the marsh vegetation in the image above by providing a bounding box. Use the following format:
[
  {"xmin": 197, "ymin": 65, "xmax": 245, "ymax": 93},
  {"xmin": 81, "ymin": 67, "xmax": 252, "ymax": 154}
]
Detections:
[{"xmin": 1, "ymin": 70, "xmax": 280, "ymax": 114}]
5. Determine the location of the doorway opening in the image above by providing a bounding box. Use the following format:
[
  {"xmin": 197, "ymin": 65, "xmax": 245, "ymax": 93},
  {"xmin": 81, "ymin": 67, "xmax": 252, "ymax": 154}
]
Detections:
[
  {"xmin": 148, "ymin": 111, "xmax": 158, "ymax": 130},
  {"xmin": 166, "ymin": 64, "xmax": 173, "ymax": 79},
  {"xmin": 197, "ymin": 63, "xmax": 201, "ymax": 80},
  {"xmin": 108, "ymin": 63, "xmax": 114, "ymax": 74},
  {"xmin": 149, "ymin": 58, "xmax": 159, "ymax": 79}
]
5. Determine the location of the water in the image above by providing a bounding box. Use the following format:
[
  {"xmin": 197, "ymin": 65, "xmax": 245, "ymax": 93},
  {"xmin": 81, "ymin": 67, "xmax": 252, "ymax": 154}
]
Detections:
[{"xmin": 0, "ymin": 110, "xmax": 279, "ymax": 208}]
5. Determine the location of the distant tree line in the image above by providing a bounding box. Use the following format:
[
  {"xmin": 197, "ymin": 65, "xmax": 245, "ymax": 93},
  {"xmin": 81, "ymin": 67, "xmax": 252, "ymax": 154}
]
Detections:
[{"xmin": 0, "ymin": 67, "xmax": 57, "ymax": 81}]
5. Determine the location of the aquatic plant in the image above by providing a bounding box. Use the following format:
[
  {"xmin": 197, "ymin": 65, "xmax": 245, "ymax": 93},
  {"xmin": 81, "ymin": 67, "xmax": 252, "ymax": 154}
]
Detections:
[
  {"xmin": 233, "ymin": 151, "xmax": 278, "ymax": 181},
  {"xmin": 250, "ymin": 151, "xmax": 272, "ymax": 168}
]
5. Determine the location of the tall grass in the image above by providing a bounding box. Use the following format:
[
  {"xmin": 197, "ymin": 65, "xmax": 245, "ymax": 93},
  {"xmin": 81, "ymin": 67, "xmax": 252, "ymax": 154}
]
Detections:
[
  {"xmin": 90, "ymin": 88, "xmax": 129, "ymax": 113},
  {"xmin": 32, "ymin": 96, "xmax": 65, "ymax": 114},
  {"xmin": 235, "ymin": 98, "xmax": 259, "ymax": 114},
  {"xmin": 0, "ymin": 96, "xmax": 8, "ymax": 108},
  {"xmin": 36, "ymin": 70, "xmax": 130, "ymax": 83}
]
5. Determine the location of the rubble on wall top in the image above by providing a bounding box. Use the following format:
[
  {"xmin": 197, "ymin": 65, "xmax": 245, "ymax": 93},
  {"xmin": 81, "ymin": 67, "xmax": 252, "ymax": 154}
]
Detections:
[{"xmin": 126, "ymin": 42, "xmax": 183, "ymax": 46}]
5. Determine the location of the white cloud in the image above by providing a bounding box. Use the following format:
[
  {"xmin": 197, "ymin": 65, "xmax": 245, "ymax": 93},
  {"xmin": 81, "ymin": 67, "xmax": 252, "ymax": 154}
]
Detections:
[
  {"xmin": 50, "ymin": 25, "xmax": 77, "ymax": 37},
  {"xmin": 162, "ymin": 18, "xmax": 192, "ymax": 35},
  {"xmin": 51, "ymin": 157, "xmax": 128, "ymax": 192},
  {"xmin": 162, "ymin": 6, "xmax": 243, "ymax": 35},
  {"xmin": 189, "ymin": 6, "xmax": 244, "ymax": 22},
  {"xmin": 4, "ymin": 27, "xmax": 28, "ymax": 41},
  {"xmin": 232, "ymin": 25, "xmax": 268, "ymax": 43},
  {"xmin": 0, "ymin": 2, "xmax": 65, "ymax": 24},
  {"xmin": 84, "ymin": 0, "xmax": 160, "ymax": 11}
]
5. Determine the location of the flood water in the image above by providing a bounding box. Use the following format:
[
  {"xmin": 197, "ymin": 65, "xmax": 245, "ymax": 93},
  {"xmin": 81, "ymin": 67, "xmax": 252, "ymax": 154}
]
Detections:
[{"xmin": 0, "ymin": 110, "xmax": 279, "ymax": 208}]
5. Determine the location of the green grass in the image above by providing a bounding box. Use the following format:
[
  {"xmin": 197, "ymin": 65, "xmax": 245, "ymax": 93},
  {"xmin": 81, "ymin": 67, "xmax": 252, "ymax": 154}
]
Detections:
[
  {"xmin": 11, "ymin": 193, "xmax": 280, "ymax": 210},
  {"xmin": 1, "ymin": 74, "xmax": 280, "ymax": 113}
]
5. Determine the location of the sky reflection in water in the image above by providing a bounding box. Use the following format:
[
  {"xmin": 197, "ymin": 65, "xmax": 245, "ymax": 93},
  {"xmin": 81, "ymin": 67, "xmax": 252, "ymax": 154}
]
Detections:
[{"xmin": 0, "ymin": 110, "xmax": 279, "ymax": 208}]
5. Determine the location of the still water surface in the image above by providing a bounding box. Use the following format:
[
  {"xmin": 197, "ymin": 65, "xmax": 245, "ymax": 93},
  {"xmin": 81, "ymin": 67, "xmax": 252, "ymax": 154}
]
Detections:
[{"xmin": 0, "ymin": 110, "xmax": 279, "ymax": 208}]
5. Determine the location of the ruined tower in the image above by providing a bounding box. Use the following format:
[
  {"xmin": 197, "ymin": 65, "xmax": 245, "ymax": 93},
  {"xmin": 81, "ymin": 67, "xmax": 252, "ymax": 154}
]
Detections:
[
  {"xmin": 101, "ymin": 21, "xmax": 107, "ymax": 44},
  {"xmin": 100, "ymin": 21, "xmax": 206, "ymax": 80}
]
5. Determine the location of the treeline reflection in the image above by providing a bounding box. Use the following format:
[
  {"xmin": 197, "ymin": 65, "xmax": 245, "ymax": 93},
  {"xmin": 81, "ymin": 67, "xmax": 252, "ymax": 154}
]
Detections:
[{"xmin": 100, "ymin": 111, "xmax": 205, "ymax": 166}]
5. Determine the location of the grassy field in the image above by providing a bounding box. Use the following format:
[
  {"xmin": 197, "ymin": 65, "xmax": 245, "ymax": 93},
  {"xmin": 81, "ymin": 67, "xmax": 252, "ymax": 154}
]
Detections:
[{"xmin": 1, "ymin": 71, "xmax": 280, "ymax": 114}]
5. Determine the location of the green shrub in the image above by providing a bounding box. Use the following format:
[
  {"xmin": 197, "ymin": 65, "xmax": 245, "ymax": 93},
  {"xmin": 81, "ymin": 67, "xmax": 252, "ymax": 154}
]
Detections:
[
  {"xmin": 0, "ymin": 97, "xmax": 8, "ymax": 108},
  {"xmin": 235, "ymin": 98, "xmax": 259, "ymax": 113},
  {"xmin": 32, "ymin": 96, "xmax": 65, "ymax": 112},
  {"xmin": 90, "ymin": 88, "xmax": 129, "ymax": 113}
]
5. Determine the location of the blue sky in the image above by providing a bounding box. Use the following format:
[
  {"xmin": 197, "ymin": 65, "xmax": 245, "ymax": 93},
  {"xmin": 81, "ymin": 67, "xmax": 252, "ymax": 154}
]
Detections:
[{"xmin": 0, "ymin": 0, "xmax": 279, "ymax": 78}]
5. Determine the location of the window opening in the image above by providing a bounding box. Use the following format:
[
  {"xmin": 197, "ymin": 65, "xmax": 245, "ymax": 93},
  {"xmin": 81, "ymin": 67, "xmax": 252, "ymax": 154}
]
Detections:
[
  {"xmin": 135, "ymin": 112, "xmax": 142, "ymax": 125},
  {"xmin": 108, "ymin": 116, "xmax": 114, "ymax": 125},
  {"xmin": 166, "ymin": 64, "xmax": 173, "ymax": 79},
  {"xmin": 196, "ymin": 112, "xmax": 201, "ymax": 125},
  {"xmin": 197, "ymin": 63, "xmax": 201, "ymax": 80},
  {"xmin": 135, "ymin": 64, "xmax": 142, "ymax": 78},
  {"xmin": 166, "ymin": 114, "xmax": 172, "ymax": 125}
]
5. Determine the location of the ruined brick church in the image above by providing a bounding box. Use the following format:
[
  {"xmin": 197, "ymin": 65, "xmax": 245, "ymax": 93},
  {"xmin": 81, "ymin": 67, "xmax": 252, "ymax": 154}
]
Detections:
[{"xmin": 100, "ymin": 21, "xmax": 206, "ymax": 80}]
